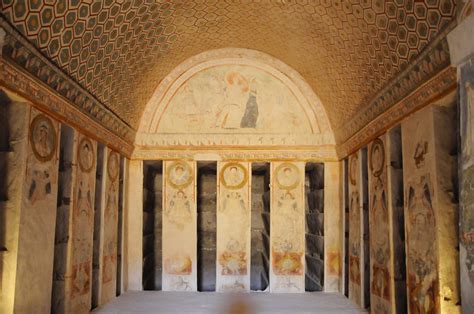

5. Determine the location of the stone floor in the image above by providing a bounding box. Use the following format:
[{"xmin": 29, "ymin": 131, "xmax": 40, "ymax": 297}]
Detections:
[{"xmin": 93, "ymin": 291, "xmax": 366, "ymax": 314}]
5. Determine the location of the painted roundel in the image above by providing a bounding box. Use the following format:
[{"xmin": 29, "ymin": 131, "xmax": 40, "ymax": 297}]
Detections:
[
  {"xmin": 349, "ymin": 153, "xmax": 358, "ymax": 186},
  {"xmin": 167, "ymin": 161, "xmax": 193, "ymax": 189},
  {"xmin": 370, "ymin": 138, "xmax": 385, "ymax": 178},
  {"xmin": 274, "ymin": 163, "xmax": 300, "ymax": 190},
  {"xmin": 78, "ymin": 138, "xmax": 95, "ymax": 173},
  {"xmin": 29, "ymin": 114, "xmax": 57, "ymax": 162},
  {"xmin": 221, "ymin": 163, "xmax": 248, "ymax": 189},
  {"xmin": 107, "ymin": 151, "xmax": 119, "ymax": 182}
]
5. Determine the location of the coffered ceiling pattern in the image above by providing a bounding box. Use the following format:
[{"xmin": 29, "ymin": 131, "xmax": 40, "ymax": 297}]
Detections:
[{"xmin": 1, "ymin": 0, "xmax": 456, "ymax": 142}]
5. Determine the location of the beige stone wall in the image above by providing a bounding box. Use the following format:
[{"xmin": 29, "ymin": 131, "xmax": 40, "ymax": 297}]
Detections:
[
  {"xmin": 270, "ymin": 161, "xmax": 305, "ymax": 292},
  {"xmin": 123, "ymin": 159, "xmax": 143, "ymax": 291},
  {"xmin": 13, "ymin": 108, "xmax": 60, "ymax": 313},
  {"xmin": 162, "ymin": 160, "xmax": 197, "ymax": 291},
  {"xmin": 99, "ymin": 148, "xmax": 121, "ymax": 305},
  {"xmin": 216, "ymin": 161, "xmax": 251, "ymax": 292},
  {"xmin": 348, "ymin": 152, "xmax": 362, "ymax": 306},
  {"xmin": 401, "ymin": 105, "xmax": 460, "ymax": 314},
  {"xmin": 323, "ymin": 161, "xmax": 343, "ymax": 292}
]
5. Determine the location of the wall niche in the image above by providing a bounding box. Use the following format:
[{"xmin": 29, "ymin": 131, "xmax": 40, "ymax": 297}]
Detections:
[
  {"xmin": 142, "ymin": 161, "xmax": 163, "ymax": 290},
  {"xmin": 197, "ymin": 162, "xmax": 217, "ymax": 292},
  {"xmin": 250, "ymin": 163, "xmax": 270, "ymax": 291},
  {"xmin": 305, "ymin": 163, "xmax": 325, "ymax": 292}
]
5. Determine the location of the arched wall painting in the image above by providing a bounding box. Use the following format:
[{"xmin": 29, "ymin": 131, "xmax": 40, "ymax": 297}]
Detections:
[{"xmin": 157, "ymin": 65, "xmax": 314, "ymax": 135}]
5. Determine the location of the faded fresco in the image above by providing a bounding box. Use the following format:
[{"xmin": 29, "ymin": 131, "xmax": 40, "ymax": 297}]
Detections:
[
  {"xmin": 404, "ymin": 103, "xmax": 463, "ymax": 313},
  {"xmin": 163, "ymin": 160, "xmax": 197, "ymax": 291},
  {"xmin": 460, "ymin": 61, "xmax": 474, "ymax": 313},
  {"xmin": 348, "ymin": 153, "xmax": 362, "ymax": 306},
  {"xmin": 14, "ymin": 110, "xmax": 60, "ymax": 313},
  {"xmin": 68, "ymin": 135, "xmax": 97, "ymax": 312},
  {"xmin": 270, "ymin": 162, "xmax": 305, "ymax": 292},
  {"xmin": 216, "ymin": 162, "xmax": 251, "ymax": 292},
  {"xmin": 368, "ymin": 137, "xmax": 393, "ymax": 313},
  {"xmin": 100, "ymin": 149, "xmax": 120, "ymax": 304},
  {"xmin": 158, "ymin": 65, "xmax": 313, "ymax": 134},
  {"xmin": 405, "ymin": 175, "xmax": 439, "ymax": 313},
  {"xmin": 27, "ymin": 114, "xmax": 57, "ymax": 204}
]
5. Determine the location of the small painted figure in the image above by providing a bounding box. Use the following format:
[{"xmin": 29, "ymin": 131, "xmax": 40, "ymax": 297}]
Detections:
[
  {"xmin": 28, "ymin": 170, "xmax": 51, "ymax": 204},
  {"xmin": 240, "ymin": 79, "xmax": 258, "ymax": 128}
]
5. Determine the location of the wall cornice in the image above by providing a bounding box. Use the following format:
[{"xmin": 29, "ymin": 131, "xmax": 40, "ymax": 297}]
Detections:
[
  {"xmin": 339, "ymin": 65, "xmax": 457, "ymax": 157},
  {"xmin": 0, "ymin": 18, "xmax": 135, "ymax": 156}
]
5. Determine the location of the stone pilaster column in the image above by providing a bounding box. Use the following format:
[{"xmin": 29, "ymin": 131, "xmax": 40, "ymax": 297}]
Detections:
[
  {"xmin": 98, "ymin": 148, "xmax": 121, "ymax": 305},
  {"xmin": 401, "ymin": 105, "xmax": 460, "ymax": 313},
  {"xmin": 323, "ymin": 161, "xmax": 343, "ymax": 292},
  {"xmin": 123, "ymin": 159, "xmax": 143, "ymax": 291},
  {"xmin": 269, "ymin": 161, "xmax": 305, "ymax": 293},
  {"xmin": 216, "ymin": 161, "xmax": 251, "ymax": 292},
  {"xmin": 162, "ymin": 160, "xmax": 197, "ymax": 291},
  {"xmin": 14, "ymin": 108, "xmax": 61, "ymax": 313},
  {"xmin": 448, "ymin": 9, "xmax": 474, "ymax": 313},
  {"xmin": 347, "ymin": 151, "xmax": 365, "ymax": 307},
  {"xmin": 0, "ymin": 90, "xmax": 30, "ymax": 314}
]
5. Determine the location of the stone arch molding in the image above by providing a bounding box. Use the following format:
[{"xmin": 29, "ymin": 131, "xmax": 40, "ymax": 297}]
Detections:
[{"xmin": 136, "ymin": 48, "xmax": 336, "ymax": 153}]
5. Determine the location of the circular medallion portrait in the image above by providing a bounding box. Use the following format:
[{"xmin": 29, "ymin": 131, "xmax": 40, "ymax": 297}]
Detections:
[
  {"xmin": 29, "ymin": 114, "xmax": 57, "ymax": 162},
  {"xmin": 370, "ymin": 138, "xmax": 385, "ymax": 178},
  {"xmin": 275, "ymin": 163, "xmax": 300, "ymax": 190},
  {"xmin": 107, "ymin": 151, "xmax": 119, "ymax": 182},
  {"xmin": 78, "ymin": 138, "xmax": 95, "ymax": 173},
  {"xmin": 221, "ymin": 163, "xmax": 248, "ymax": 189},
  {"xmin": 349, "ymin": 153, "xmax": 358, "ymax": 186},
  {"xmin": 167, "ymin": 161, "xmax": 193, "ymax": 189}
]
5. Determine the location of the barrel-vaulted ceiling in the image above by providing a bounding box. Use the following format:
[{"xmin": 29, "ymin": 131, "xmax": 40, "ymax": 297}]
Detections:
[{"xmin": 0, "ymin": 0, "xmax": 457, "ymax": 142}]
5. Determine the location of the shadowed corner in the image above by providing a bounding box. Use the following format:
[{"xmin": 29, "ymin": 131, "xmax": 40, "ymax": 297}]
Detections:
[{"xmin": 0, "ymin": 89, "xmax": 12, "ymax": 295}]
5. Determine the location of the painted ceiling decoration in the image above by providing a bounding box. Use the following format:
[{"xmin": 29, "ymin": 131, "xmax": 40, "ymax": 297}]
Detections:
[{"xmin": 0, "ymin": 0, "xmax": 458, "ymax": 146}]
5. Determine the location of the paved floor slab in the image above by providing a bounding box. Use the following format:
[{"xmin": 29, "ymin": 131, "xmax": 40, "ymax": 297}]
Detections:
[{"xmin": 93, "ymin": 291, "xmax": 366, "ymax": 314}]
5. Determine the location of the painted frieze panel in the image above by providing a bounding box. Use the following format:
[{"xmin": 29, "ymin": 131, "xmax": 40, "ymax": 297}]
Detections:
[
  {"xmin": 14, "ymin": 109, "xmax": 60, "ymax": 313},
  {"xmin": 162, "ymin": 160, "xmax": 197, "ymax": 291},
  {"xmin": 100, "ymin": 148, "xmax": 120, "ymax": 304},
  {"xmin": 216, "ymin": 161, "xmax": 251, "ymax": 292},
  {"xmin": 67, "ymin": 134, "xmax": 97, "ymax": 312},
  {"xmin": 368, "ymin": 136, "xmax": 394, "ymax": 313},
  {"xmin": 270, "ymin": 161, "xmax": 305, "ymax": 292},
  {"xmin": 348, "ymin": 152, "xmax": 362, "ymax": 306}
]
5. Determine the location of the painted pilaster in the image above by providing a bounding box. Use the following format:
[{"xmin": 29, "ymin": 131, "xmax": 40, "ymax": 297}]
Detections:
[
  {"xmin": 348, "ymin": 152, "xmax": 363, "ymax": 306},
  {"xmin": 123, "ymin": 159, "xmax": 143, "ymax": 291},
  {"xmin": 448, "ymin": 9, "xmax": 474, "ymax": 313},
  {"xmin": 270, "ymin": 161, "xmax": 305, "ymax": 293},
  {"xmin": 0, "ymin": 91, "xmax": 30, "ymax": 314},
  {"xmin": 64, "ymin": 134, "xmax": 98, "ymax": 312},
  {"xmin": 324, "ymin": 161, "xmax": 343, "ymax": 292},
  {"xmin": 13, "ymin": 108, "xmax": 60, "ymax": 313},
  {"xmin": 367, "ymin": 135, "xmax": 395, "ymax": 313},
  {"xmin": 216, "ymin": 161, "xmax": 251, "ymax": 292},
  {"xmin": 98, "ymin": 148, "xmax": 120, "ymax": 305},
  {"xmin": 401, "ymin": 105, "xmax": 460, "ymax": 313},
  {"xmin": 162, "ymin": 160, "xmax": 197, "ymax": 291}
]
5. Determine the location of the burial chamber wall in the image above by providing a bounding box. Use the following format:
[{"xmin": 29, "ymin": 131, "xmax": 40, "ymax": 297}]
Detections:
[{"xmin": 0, "ymin": 89, "xmax": 127, "ymax": 314}]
